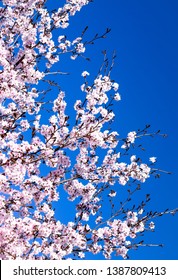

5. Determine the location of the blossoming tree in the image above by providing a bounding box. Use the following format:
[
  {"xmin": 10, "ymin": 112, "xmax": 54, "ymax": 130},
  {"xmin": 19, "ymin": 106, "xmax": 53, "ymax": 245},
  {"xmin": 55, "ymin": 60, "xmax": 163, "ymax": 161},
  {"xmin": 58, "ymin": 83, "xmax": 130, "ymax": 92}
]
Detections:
[{"xmin": 0, "ymin": 0, "xmax": 177, "ymax": 260}]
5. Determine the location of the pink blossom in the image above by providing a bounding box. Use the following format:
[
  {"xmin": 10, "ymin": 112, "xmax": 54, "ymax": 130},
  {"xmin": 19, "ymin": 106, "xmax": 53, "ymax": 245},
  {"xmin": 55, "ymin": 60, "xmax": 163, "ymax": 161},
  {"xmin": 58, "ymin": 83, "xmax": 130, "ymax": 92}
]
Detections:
[
  {"xmin": 149, "ymin": 157, "xmax": 157, "ymax": 163},
  {"xmin": 81, "ymin": 70, "xmax": 90, "ymax": 77},
  {"xmin": 0, "ymin": 0, "xmax": 174, "ymax": 261}
]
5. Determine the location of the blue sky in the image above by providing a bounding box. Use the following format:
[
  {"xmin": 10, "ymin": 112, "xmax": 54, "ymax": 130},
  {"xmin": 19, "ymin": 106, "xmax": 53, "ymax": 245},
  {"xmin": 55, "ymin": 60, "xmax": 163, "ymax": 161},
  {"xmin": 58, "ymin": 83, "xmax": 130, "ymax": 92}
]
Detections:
[{"xmin": 47, "ymin": 0, "xmax": 178, "ymax": 259}]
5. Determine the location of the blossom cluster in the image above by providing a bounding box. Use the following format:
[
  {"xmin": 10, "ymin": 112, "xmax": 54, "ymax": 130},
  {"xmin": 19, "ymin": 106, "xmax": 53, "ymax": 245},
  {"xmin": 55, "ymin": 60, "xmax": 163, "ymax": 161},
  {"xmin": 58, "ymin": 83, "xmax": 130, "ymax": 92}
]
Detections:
[{"xmin": 0, "ymin": 0, "xmax": 165, "ymax": 260}]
